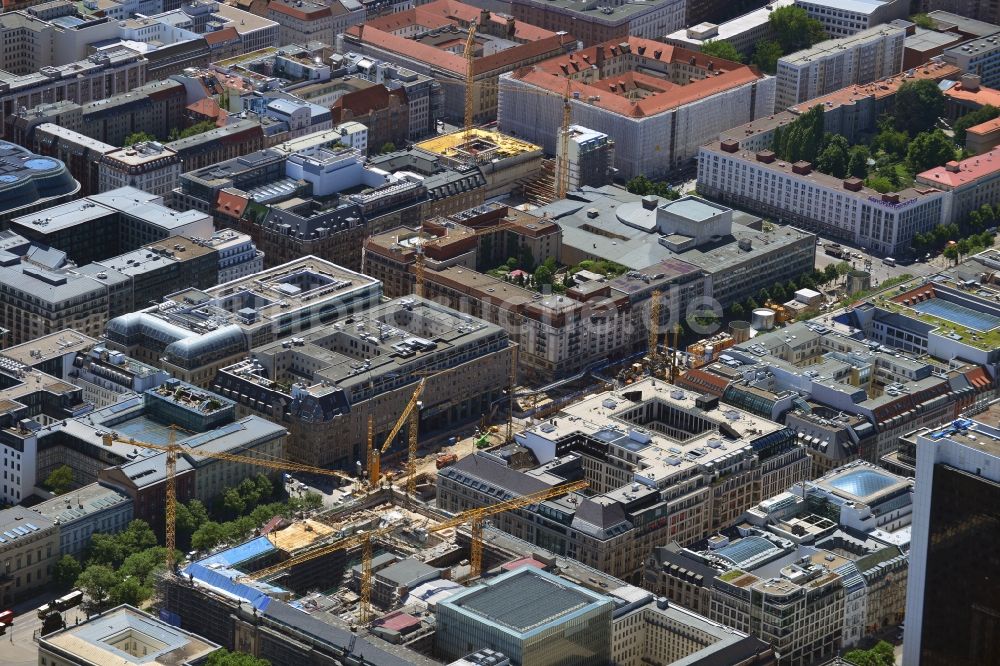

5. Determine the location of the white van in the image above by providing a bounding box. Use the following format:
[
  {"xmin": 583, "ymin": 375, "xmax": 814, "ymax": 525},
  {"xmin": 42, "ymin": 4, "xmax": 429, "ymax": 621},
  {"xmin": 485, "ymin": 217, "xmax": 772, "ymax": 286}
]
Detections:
[{"xmin": 883, "ymin": 257, "xmax": 896, "ymax": 267}]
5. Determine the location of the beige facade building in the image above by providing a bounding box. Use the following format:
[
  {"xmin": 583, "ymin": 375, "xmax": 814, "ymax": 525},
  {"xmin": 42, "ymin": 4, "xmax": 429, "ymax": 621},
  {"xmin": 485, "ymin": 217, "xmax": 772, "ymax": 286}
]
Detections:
[
  {"xmin": 99, "ymin": 142, "xmax": 182, "ymax": 200},
  {"xmin": 0, "ymin": 506, "xmax": 58, "ymax": 605}
]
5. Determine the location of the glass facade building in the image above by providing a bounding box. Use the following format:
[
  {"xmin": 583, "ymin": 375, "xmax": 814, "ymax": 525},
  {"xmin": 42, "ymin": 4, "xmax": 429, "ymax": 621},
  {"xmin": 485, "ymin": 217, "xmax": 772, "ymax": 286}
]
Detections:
[{"xmin": 436, "ymin": 567, "xmax": 613, "ymax": 666}]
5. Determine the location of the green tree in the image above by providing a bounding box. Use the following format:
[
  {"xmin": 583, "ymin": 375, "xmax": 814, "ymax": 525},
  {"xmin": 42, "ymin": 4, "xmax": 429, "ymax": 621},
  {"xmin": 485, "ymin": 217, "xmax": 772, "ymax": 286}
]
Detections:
[
  {"xmin": 865, "ymin": 175, "xmax": 895, "ymax": 193},
  {"xmin": 109, "ymin": 576, "xmax": 150, "ymax": 607},
  {"xmin": 910, "ymin": 13, "xmax": 934, "ymax": 29},
  {"xmin": 895, "ymin": 79, "xmax": 946, "ymax": 135},
  {"xmin": 563, "ymin": 273, "xmax": 575, "ymax": 289},
  {"xmin": 44, "ymin": 465, "xmax": 74, "ymax": 495},
  {"xmin": 380, "ymin": 142, "xmax": 397, "ymax": 154},
  {"xmin": 701, "ymin": 40, "xmax": 742, "ymax": 63},
  {"xmin": 118, "ymin": 520, "xmax": 157, "ymax": 559},
  {"xmin": 253, "ymin": 474, "xmax": 273, "ymax": 501},
  {"xmin": 844, "ymin": 640, "xmax": 895, "ymax": 666},
  {"xmin": 757, "ymin": 287, "xmax": 771, "ymax": 303},
  {"xmin": 773, "ymin": 105, "xmax": 825, "ymax": 163},
  {"xmin": 76, "ymin": 564, "xmax": 118, "ymax": 610},
  {"xmin": 847, "ymin": 145, "xmax": 870, "ymax": 179},
  {"xmin": 823, "ymin": 263, "xmax": 839, "ymax": 284},
  {"xmin": 124, "ymin": 131, "xmax": 155, "ymax": 146},
  {"xmin": 906, "ymin": 130, "xmax": 957, "ymax": 172},
  {"xmin": 222, "ymin": 487, "xmax": 246, "ymax": 517},
  {"xmin": 729, "ymin": 302, "xmax": 744, "ymax": 317},
  {"xmin": 770, "ymin": 282, "xmax": 787, "ymax": 303},
  {"xmin": 205, "ymin": 649, "xmax": 271, "ymax": 666},
  {"xmin": 55, "ymin": 554, "xmax": 82, "ymax": 588},
  {"xmin": 191, "ymin": 521, "xmax": 226, "ymax": 552},
  {"xmin": 944, "ymin": 244, "xmax": 959, "ymax": 264},
  {"xmin": 872, "ymin": 124, "xmax": 910, "ymax": 160},
  {"xmin": 533, "ymin": 265, "xmax": 553, "ymax": 287},
  {"xmin": 953, "ymin": 104, "xmax": 1000, "ymax": 145},
  {"xmin": 88, "ymin": 533, "xmax": 124, "ymax": 568},
  {"xmin": 745, "ymin": 297, "xmax": 758, "ymax": 311},
  {"xmin": 625, "ymin": 175, "xmax": 653, "ymax": 195},
  {"xmin": 518, "ymin": 246, "xmax": 535, "ymax": 272},
  {"xmin": 751, "ymin": 40, "xmax": 783, "ymax": 75},
  {"xmin": 769, "ymin": 5, "xmax": 826, "ymax": 52},
  {"xmin": 816, "ymin": 134, "xmax": 850, "ymax": 177}
]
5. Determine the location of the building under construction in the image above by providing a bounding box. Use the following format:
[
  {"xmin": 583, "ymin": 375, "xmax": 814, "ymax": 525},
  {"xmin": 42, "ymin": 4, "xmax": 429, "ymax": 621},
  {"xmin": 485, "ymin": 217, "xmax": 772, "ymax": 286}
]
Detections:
[{"xmin": 414, "ymin": 129, "xmax": 543, "ymax": 198}]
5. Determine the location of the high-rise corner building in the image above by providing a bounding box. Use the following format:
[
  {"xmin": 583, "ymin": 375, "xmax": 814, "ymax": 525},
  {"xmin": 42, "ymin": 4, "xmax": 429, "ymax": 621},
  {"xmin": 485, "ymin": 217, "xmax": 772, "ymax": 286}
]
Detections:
[{"xmin": 904, "ymin": 414, "xmax": 1000, "ymax": 665}]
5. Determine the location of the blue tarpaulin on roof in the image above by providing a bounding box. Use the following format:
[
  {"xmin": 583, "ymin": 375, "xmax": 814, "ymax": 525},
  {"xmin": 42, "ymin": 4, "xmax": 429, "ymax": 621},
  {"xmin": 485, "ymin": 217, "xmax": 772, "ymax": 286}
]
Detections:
[
  {"xmin": 182, "ymin": 562, "xmax": 276, "ymax": 610},
  {"xmin": 196, "ymin": 536, "xmax": 275, "ymax": 568}
]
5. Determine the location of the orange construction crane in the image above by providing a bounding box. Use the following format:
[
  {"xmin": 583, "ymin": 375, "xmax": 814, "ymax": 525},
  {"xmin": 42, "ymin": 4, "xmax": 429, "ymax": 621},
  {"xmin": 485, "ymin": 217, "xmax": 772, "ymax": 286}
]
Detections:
[
  {"xmin": 241, "ymin": 479, "xmax": 588, "ymax": 622},
  {"xmin": 101, "ymin": 430, "xmax": 357, "ymax": 571},
  {"xmin": 368, "ymin": 378, "xmax": 426, "ymax": 487}
]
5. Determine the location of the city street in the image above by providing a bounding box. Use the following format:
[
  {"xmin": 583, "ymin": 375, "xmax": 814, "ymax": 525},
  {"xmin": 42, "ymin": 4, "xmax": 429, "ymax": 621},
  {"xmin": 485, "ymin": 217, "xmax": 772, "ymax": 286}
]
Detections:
[{"xmin": 3, "ymin": 591, "xmax": 87, "ymax": 666}]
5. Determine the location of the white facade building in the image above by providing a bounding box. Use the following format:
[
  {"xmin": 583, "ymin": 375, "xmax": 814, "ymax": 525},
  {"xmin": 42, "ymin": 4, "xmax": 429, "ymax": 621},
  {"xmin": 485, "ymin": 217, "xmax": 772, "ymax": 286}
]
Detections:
[
  {"xmin": 332, "ymin": 121, "xmax": 368, "ymax": 155},
  {"xmin": 99, "ymin": 142, "xmax": 181, "ymax": 199},
  {"xmin": 664, "ymin": 0, "xmax": 794, "ymax": 57},
  {"xmin": 698, "ymin": 139, "xmax": 949, "ymax": 256},
  {"xmin": 198, "ymin": 229, "xmax": 265, "ymax": 284},
  {"xmin": 775, "ymin": 24, "xmax": 905, "ymax": 110},
  {"xmin": 795, "ymin": 0, "xmax": 909, "ymax": 38},
  {"xmin": 499, "ymin": 37, "xmax": 775, "ymax": 179}
]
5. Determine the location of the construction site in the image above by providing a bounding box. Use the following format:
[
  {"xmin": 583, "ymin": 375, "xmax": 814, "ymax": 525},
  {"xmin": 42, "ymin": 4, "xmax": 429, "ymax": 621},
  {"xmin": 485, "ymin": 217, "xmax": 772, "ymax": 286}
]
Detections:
[{"xmin": 160, "ymin": 479, "xmax": 594, "ymax": 665}]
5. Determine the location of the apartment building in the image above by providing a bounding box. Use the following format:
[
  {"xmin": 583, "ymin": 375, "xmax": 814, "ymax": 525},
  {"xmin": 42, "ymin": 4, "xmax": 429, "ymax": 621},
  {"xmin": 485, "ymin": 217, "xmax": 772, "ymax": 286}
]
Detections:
[
  {"xmin": 32, "ymin": 123, "xmax": 115, "ymax": 197},
  {"xmin": 10, "ymin": 187, "xmax": 212, "ymax": 267},
  {"xmin": 499, "ymin": 38, "xmax": 775, "ymax": 178},
  {"xmin": 99, "ymin": 142, "xmax": 182, "ymax": 199},
  {"xmin": 211, "ymin": 296, "xmax": 514, "ymax": 467},
  {"xmin": 198, "ymin": 229, "xmax": 264, "ymax": 284},
  {"xmin": 795, "ymin": 0, "xmax": 909, "ymax": 38},
  {"xmin": 438, "ymin": 378, "xmax": 811, "ymax": 580},
  {"xmin": 164, "ymin": 118, "xmax": 264, "ymax": 172},
  {"xmin": 266, "ymin": 0, "xmax": 363, "ymax": 47},
  {"xmin": 698, "ymin": 139, "xmax": 948, "ymax": 257},
  {"xmin": 509, "ymin": 0, "xmax": 685, "ymax": 46},
  {"xmin": 775, "ymin": 24, "xmax": 905, "ymax": 111}
]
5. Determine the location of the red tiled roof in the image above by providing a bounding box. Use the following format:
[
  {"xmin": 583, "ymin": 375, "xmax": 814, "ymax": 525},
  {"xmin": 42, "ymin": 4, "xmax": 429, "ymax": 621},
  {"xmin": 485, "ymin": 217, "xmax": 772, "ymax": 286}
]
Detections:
[
  {"xmin": 346, "ymin": 0, "xmax": 571, "ymax": 77},
  {"xmin": 967, "ymin": 116, "xmax": 1000, "ymax": 136},
  {"xmin": 964, "ymin": 366, "xmax": 991, "ymax": 390},
  {"xmin": 511, "ymin": 37, "xmax": 763, "ymax": 118},
  {"xmin": 216, "ymin": 190, "xmax": 249, "ymax": 219},
  {"xmin": 188, "ymin": 97, "xmax": 222, "ymax": 119},
  {"xmin": 501, "ymin": 557, "xmax": 545, "ymax": 571},
  {"xmin": 205, "ymin": 26, "xmax": 239, "ymax": 46},
  {"xmin": 375, "ymin": 612, "xmax": 421, "ymax": 633},
  {"xmin": 944, "ymin": 82, "xmax": 1000, "ymax": 107},
  {"xmin": 916, "ymin": 146, "xmax": 1000, "ymax": 187}
]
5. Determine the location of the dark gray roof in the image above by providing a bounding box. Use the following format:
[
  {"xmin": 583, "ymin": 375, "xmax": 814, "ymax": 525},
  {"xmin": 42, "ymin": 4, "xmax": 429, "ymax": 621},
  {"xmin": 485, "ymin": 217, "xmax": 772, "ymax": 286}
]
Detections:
[
  {"xmin": 443, "ymin": 453, "xmax": 551, "ymax": 497},
  {"xmin": 378, "ymin": 558, "xmax": 439, "ymax": 587},
  {"xmin": 450, "ymin": 567, "xmax": 606, "ymax": 634},
  {"xmin": 262, "ymin": 598, "xmax": 435, "ymax": 666},
  {"xmin": 571, "ymin": 498, "xmax": 630, "ymax": 539}
]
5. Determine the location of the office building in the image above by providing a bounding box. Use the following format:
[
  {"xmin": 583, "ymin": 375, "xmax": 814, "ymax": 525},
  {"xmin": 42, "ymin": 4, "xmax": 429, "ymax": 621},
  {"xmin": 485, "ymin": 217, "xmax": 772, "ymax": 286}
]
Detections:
[
  {"xmin": 68, "ymin": 344, "xmax": 170, "ymax": 408},
  {"xmin": 330, "ymin": 86, "xmax": 410, "ymax": 154},
  {"xmin": 211, "ymin": 296, "xmax": 514, "ymax": 467},
  {"xmin": 0, "ymin": 141, "xmax": 80, "ymax": 224},
  {"xmin": 531, "ymin": 188, "xmax": 816, "ymax": 308},
  {"xmin": 698, "ymin": 138, "xmax": 948, "ymax": 257},
  {"xmin": 609, "ymin": 586, "xmax": 775, "ymax": 666},
  {"xmin": 665, "ymin": 0, "xmax": 794, "ymax": 57},
  {"xmin": 197, "ymin": 229, "xmax": 264, "ymax": 284},
  {"xmin": 795, "ymin": 0, "xmax": 909, "ymax": 38},
  {"xmin": 509, "ymin": 0, "xmax": 685, "ymax": 46},
  {"xmin": 923, "ymin": 10, "xmax": 1000, "ymax": 39},
  {"xmin": 436, "ymin": 566, "xmax": 613, "ymax": 666},
  {"xmin": 104, "ymin": 256, "xmax": 382, "ymax": 386},
  {"xmin": 99, "ymin": 142, "xmax": 182, "ymax": 199},
  {"xmin": 775, "ymin": 24, "xmax": 905, "ymax": 110},
  {"xmin": 499, "ymin": 38, "xmax": 775, "ymax": 179},
  {"xmin": 0, "ymin": 47, "xmax": 146, "ymax": 135},
  {"xmin": 31, "ymin": 482, "xmax": 133, "ymax": 557},
  {"xmin": 339, "ymin": 1, "xmax": 576, "ymax": 123},
  {"xmin": 916, "ymin": 147, "xmax": 1000, "ymax": 224},
  {"xmin": 904, "ymin": 414, "xmax": 1000, "ymax": 665},
  {"xmin": 164, "ymin": 118, "xmax": 265, "ymax": 172},
  {"xmin": 438, "ymin": 377, "xmax": 810, "ymax": 580},
  {"xmin": 10, "ymin": 188, "xmax": 213, "ymax": 267},
  {"xmin": 0, "ymin": 506, "xmax": 58, "ymax": 605},
  {"xmin": 38, "ymin": 605, "xmax": 219, "ymax": 666},
  {"xmin": 178, "ymin": 145, "xmax": 486, "ymax": 271},
  {"xmin": 32, "ymin": 123, "xmax": 115, "ymax": 197}
]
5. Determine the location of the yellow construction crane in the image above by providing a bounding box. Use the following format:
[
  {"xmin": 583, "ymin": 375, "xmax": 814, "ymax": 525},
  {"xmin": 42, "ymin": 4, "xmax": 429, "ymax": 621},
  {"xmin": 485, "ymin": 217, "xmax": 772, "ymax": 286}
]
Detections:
[
  {"xmin": 556, "ymin": 79, "xmax": 572, "ymax": 200},
  {"xmin": 242, "ymin": 479, "xmax": 589, "ymax": 622},
  {"xmin": 648, "ymin": 289, "xmax": 662, "ymax": 376},
  {"xmin": 101, "ymin": 431, "xmax": 358, "ymax": 571},
  {"xmin": 428, "ymin": 479, "xmax": 588, "ymax": 577},
  {"xmin": 463, "ymin": 21, "xmax": 478, "ymax": 143},
  {"xmin": 367, "ymin": 378, "xmax": 426, "ymax": 487}
]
